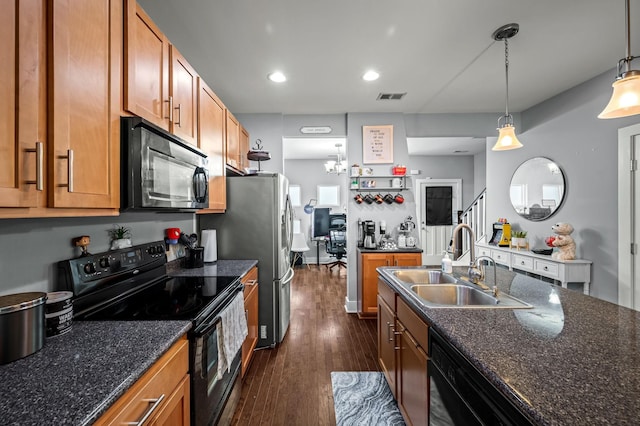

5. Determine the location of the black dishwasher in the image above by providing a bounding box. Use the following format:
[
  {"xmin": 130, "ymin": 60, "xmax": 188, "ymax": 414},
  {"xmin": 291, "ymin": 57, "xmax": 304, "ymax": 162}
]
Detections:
[{"xmin": 428, "ymin": 329, "xmax": 534, "ymax": 425}]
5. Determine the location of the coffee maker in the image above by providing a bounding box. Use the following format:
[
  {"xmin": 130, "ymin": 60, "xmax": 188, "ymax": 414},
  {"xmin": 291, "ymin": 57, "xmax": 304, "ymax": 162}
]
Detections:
[{"xmin": 364, "ymin": 221, "xmax": 377, "ymax": 249}]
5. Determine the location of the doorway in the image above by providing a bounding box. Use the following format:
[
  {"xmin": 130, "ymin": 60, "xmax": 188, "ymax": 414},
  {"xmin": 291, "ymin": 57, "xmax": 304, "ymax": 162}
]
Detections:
[
  {"xmin": 618, "ymin": 123, "xmax": 640, "ymax": 311},
  {"xmin": 415, "ymin": 179, "xmax": 462, "ymax": 265}
]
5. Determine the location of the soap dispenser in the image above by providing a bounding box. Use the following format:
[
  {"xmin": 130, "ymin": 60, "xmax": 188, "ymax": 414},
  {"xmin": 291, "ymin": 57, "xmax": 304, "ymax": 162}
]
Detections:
[{"xmin": 441, "ymin": 251, "xmax": 453, "ymax": 273}]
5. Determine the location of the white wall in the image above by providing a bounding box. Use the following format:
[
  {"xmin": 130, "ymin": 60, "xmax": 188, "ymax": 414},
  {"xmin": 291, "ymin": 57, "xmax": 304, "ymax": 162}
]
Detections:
[{"xmin": 487, "ymin": 70, "xmax": 640, "ymax": 303}]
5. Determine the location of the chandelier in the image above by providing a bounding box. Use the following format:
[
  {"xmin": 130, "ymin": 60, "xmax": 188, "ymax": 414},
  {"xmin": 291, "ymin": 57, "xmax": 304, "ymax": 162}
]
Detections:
[{"xmin": 325, "ymin": 143, "xmax": 348, "ymax": 174}]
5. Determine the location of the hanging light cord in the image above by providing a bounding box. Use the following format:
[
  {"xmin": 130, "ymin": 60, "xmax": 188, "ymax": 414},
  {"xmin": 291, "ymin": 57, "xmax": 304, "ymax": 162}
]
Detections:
[
  {"xmin": 504, "ymin": 37, "xmax": 510, "ymax": 119},
  {"xmin": 620, "ymin": 0, "xmax": 638, "ymax": 77}
]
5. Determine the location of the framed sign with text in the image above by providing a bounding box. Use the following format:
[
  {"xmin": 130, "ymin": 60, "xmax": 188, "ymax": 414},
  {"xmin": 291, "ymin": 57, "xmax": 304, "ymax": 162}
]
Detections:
[{"xmin": 362, "ymin": 125, "xmax": 393, "ymax": 164}]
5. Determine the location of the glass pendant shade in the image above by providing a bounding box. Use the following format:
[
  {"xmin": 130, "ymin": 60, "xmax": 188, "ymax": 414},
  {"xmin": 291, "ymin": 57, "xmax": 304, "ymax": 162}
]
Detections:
[
  {"xmin": 598, "ymin": 73, "xmax": 640, "ymax": 118},
  {"xmin": 492, "ymin": 124, "xmax": 523, "ymax": 151}
]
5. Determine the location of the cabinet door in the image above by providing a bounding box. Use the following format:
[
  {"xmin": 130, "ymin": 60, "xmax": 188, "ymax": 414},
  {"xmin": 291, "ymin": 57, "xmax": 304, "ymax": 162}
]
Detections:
[
  {"xmin": 393, "ymin": 253, "xmax": 422, "ymax": 267},
  {"xmin": 242, "ymin": 282, "xmax": 259, "ymax": 377},
  {"xmin": 398, "ymin": 325, "xmax": 429, "ymax": 426},
  {"xmin": 362, "ymin": 253, "xmax": 392, "ymax": 316},
  {"xmin": 378, "ymin": 294, "xmax": 397, "ymax": 399},
  {"xmin": 49, "ymin": 0, "xmax": 120, "ymax": 208},
  {"xmin": 0, "ymin": 0, "xmax": 45, "ymax": 207},
  {"xmin": 150, "ymin": 374, "xmax": 190, "ymax": 426},
  {"xmin": 170, "ymin": 46, "xmax": 198, "ymax": 145},
  {"xmin": 239, "ymin": 125, "xmax": 249, "ymax": 171},
  {"xmin": 197, "ymin": 79, "xmax": 226, "ymax": 212},
  {"xmin": 124, "ymin": 0, "xmax": 170, "ymax": 130},
  {"xmin": 225, "ymin": 110, "xmax": 240, "ymax": 170}
]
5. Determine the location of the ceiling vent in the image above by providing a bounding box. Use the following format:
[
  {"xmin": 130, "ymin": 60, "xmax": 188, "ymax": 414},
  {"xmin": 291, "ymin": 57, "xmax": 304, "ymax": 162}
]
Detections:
[{"xmin": 376, "ymin": 92, "xmax": 406, "ymax": 100}]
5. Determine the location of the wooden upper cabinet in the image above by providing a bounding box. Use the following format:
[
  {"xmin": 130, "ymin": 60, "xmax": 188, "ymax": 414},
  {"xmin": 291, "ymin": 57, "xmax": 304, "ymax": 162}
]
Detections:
[
  {"xmin": 170, "ymin": 47, "xmax": 198, "ymax": 145},
  {"xmin": 225, "ymin": 110, "xmax": 240, "ymax": 170},
  {"xmin": 0, "ymin": 0, "xmax": 45, "ymax": 208},
  {"xmin": 197, "ymin": 79, "xmax": 226, "ymax": 212},
  {"xmin": 124, "ymin": 0, "xmax": 170, "ymax": 130},
  {"xmin": 48, "ymin": 0, "xmax": 121, "ymax": 208}
]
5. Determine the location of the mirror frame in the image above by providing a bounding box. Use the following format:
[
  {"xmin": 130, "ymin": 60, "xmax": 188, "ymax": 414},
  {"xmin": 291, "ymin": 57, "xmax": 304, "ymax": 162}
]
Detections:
[{"xmin": 509, "ymin": 157, "xmax": 566, "ymax": 222}]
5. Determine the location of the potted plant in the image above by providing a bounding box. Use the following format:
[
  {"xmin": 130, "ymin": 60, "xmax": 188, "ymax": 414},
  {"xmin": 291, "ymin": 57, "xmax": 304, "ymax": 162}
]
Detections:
[
  {"xmin": 109, "ymin": 225, "xmax": 132, "ymax": 250},
  {"xmin": 511, "ymin": 230, "xmax": 528, "ymax": 249}
]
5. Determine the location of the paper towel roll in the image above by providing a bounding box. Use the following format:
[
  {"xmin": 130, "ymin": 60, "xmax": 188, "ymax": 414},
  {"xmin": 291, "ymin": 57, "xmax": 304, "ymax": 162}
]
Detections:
[{"xmin": 201, "ymin": 229, "xmax": 217, "ymax": 262}]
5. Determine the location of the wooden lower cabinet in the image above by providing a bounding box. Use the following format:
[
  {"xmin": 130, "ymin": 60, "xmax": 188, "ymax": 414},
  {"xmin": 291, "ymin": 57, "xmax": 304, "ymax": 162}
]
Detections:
[
  {"xmin": 95, "ymin": 336, "xmax": 190, "ymax": 426},
  {"xmin": 242, "ymin": 266, "xmax": 259, "ymax": 378},
  {"xmin": 359, "ymin": 252, "xmax": 421, "ymax": 318},
  {"xmin": 378, "ymin": 279, "xmax": 429, "ymax": 426}
]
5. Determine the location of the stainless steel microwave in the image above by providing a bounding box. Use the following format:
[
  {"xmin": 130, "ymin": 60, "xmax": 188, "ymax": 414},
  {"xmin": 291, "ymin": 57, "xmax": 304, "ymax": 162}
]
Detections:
[{"xmin": 121, "ymin": 116, "xmax": 209, "ymax": 211}]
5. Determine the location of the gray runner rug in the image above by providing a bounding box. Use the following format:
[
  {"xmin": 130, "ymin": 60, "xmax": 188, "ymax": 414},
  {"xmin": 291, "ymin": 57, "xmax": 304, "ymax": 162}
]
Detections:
[{"xmin": 331, "ymin": 371, "xmax": 406, "ymax": 426}]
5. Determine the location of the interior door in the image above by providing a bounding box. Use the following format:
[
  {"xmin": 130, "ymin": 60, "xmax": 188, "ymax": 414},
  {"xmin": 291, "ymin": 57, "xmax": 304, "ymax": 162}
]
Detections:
[
  {"xmin": 618, "ymin": 123, "xmax": 640, "ymax": 310},
  {"xmin": 416, "ymin": 179, "xmax": 462, "ymax": 266}
]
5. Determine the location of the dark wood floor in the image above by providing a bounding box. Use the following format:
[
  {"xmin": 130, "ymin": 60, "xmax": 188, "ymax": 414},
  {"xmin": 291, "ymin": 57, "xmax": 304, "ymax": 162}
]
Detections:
[{"xmin": 231, "ymin": 265, "xmax": 379, "ymax": 425}]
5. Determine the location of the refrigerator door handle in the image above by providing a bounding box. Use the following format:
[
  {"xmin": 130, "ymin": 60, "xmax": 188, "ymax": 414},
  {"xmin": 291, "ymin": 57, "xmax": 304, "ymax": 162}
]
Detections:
[
  {"xmin": 284, "ymin": 194, "xmax": 294, "ymax": 252},
  {"xmin": 281, "ymin": 267, "xmax": 295, "ymax": 286}
]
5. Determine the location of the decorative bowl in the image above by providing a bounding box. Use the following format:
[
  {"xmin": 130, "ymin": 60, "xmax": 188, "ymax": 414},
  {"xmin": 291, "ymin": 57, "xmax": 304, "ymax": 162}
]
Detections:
[{"xmin": 531, "ymin": 248, "xmax": 553, "ymax": 255}]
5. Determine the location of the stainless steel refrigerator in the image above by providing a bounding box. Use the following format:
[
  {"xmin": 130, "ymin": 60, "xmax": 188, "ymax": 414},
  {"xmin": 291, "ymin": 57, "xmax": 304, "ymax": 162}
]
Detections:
[{"xmin": 199, "ymin": 172, "xmax": 294, "ymax": 348}]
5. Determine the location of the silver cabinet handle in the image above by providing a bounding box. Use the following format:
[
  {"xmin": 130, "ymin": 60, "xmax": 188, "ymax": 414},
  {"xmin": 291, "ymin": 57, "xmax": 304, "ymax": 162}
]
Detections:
[
  {"xmin": 58, "ymin": 149, "xmax": 73, "ymax": 192},
  {"xmin": 175, "ymin": 103, "xmax": 182, "ymax": 127},
  {"xmin": 25, "ymin": 142, "xmax": 43, "ymax": 191},
  {"xmin": 386, "ymin": 321, "xmax": 394, "ymax": 342},
  {"xmin": 124, "ymin": 394, "xmax": 165, "ymax": 425}
]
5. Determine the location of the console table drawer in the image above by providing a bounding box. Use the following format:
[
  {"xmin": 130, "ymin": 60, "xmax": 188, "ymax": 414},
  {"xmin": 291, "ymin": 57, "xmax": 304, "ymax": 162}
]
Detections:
[
  {"xmin": 491, "ymin": 250, "xmax": 510, "ymax": 266},
  {"xmin": 512, "ymin": 254, "xmax": 533, "ymax": 271},
  {"xmin": 477, "ymin": 246, "xmax": 492, "ymax": 257},
  {"xmin": 534, "ymin": 260, "xmax": 559, "ymax": 278}
]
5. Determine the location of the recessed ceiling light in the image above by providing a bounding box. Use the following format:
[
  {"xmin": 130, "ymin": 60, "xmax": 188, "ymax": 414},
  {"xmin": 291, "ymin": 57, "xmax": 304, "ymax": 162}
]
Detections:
[
  {"xmin": 362, "ymin": 70, "xmax": 380, "ymax": 81},
  {"xmin": 268, "ymin": 71, "xmax": 287, "ymax": 83}
]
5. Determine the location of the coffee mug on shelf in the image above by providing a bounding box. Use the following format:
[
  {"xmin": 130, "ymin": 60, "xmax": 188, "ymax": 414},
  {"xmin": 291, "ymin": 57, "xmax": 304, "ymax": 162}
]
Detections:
[
  {"xmin": 363, "ymin": 194, "xmax": 374, "ymax": 204},
  {"xmin": 354, "ymin": 194, "xmax": 363, "ymax": 204},
  {"xmin": 383, "ymin": 193, "xmax": 394, "ymax": 204},
  {"xmin": 394, "ymin": 193, "xmax": 404, "ymax": 204},
  {"xmin": 374, "ymin": 194, "xmax": 384, "ymax": 204}
]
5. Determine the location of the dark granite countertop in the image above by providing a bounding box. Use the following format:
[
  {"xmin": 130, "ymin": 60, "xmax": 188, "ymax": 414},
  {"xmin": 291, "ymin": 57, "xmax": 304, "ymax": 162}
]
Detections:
[
  {"xmin": 377, "ymin": 265, "xmax": 640, "ymax": 425},
  {"xmin": 0, "ymin": 320, "xmax": 191, "ymax": 426},
  {"xmin": 166, "ymin": 259, "xmax": 257, "ymax": 278},
  {"xmin": 358, "ymin": 248, "xmax": 423, "ymax": 253}
]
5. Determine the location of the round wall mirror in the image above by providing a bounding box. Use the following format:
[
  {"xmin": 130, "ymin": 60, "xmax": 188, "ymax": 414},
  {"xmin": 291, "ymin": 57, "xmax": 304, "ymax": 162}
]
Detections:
[{"xmin": 509, "ymin": 157, "xmax": 565, "ymax": 221}]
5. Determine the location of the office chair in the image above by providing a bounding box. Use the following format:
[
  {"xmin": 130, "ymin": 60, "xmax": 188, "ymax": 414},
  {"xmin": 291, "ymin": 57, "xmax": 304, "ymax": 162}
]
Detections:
[{"xmin": 326, "ymin": 228, "xmax": 347, "ymax": 271}]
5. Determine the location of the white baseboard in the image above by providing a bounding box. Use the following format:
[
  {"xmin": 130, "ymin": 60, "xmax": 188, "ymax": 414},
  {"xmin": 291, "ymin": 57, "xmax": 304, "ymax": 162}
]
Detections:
[{"xmin": 344, "ymin": 296, "xmax": 357, "ymax": 313}]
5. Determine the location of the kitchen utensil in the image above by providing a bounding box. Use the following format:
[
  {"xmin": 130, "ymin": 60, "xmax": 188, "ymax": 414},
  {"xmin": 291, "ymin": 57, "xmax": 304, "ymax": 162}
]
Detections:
[
  {"xmin": 185, "ymin": 247, "xmax": 204, "ymax": 268},
  {"xmin": 0, "ymin": 292, "xmax": 46, "ymax": 364}
]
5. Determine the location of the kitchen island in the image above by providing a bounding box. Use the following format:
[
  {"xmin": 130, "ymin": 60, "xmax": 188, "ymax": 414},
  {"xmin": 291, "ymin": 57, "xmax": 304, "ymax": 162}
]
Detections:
[
  {"xmin": 378, "ymin": 266, "xmax": 640, "ymax": 425},
  {"xmin": 0, "ymin": 321, "xmax": 191, "ymax": 426}
]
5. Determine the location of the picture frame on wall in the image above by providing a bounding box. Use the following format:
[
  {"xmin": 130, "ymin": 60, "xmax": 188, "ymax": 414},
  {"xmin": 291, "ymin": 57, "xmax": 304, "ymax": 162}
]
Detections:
[{"xmin": 362, "ymin": 125, "xmax": 393, "ymax": 164}]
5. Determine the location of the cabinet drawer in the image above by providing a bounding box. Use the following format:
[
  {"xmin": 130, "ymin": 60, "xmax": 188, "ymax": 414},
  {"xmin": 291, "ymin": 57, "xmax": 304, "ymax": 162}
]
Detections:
[
  {"xmin": 96, "ymin": 337, "xmax": 189, "ymax": 425},
  {"xmin": 512, "ymin": 254, "xmax": 533, "ymax": 271},
  {"xmin": 241, "ymin": 265, "xmax": 258, "ymax": 285},
  {"xmin": 491, "ymin": 250, "xmax": 510, "ymax": 266},
  {"xmin": 534, "ymin": 260, "xmax": 559, "ymax": 278},
  {"xmin": 397, "ymin": 297, "xmax": 428, "ymax": 353},
  {"xmin": 477, "ymin": 246, "xmax": 492, "ymax": 257},
  {"xmin": 378, "ymin": 279, "xmax": 396, "ymax": 311}
]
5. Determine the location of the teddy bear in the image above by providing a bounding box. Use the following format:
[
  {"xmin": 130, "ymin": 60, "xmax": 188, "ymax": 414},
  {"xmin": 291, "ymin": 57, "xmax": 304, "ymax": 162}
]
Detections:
[{"xmin": 550, "ymin": 222, "xmax": 576, "ymax": 260}]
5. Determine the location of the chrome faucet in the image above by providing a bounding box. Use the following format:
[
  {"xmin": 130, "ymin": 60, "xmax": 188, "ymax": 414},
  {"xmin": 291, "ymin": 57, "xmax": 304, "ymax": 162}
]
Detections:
[
  {"xmin": 451, "ymin": 223, "xmax": 476, "ymax": 265},
  {"xmin": 471, "ymin": 255, "xmax": 499, "ymax": 298}
]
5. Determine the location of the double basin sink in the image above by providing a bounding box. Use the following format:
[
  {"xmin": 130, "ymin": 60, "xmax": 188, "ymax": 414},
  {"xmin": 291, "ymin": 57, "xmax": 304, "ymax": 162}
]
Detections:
[{"xmin": 389, "ymin": 269, "xmax": 532, "ymax": 309}]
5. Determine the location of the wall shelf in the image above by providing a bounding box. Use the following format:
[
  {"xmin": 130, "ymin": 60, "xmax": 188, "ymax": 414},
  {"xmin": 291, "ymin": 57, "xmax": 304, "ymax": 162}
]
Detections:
[{"xmin": 350, "ymin": 175, "xmax": 408, "ymax": 191}]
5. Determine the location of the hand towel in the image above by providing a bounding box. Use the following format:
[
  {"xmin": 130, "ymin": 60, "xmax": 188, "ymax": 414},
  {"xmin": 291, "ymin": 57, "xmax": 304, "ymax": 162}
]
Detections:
[{"xmin": 216, "ymin": 292, "xmax": 248, "ymax": 379}]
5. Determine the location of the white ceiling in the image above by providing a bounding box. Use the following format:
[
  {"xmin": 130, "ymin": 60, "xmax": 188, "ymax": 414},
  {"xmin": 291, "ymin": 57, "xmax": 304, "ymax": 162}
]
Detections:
[{"xmin": 137, "ymin": 0, "xmax": 640, "ymax": 156}]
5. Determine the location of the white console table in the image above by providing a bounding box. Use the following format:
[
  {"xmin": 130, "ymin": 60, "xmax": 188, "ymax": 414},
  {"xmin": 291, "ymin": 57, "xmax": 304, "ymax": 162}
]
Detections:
[{"xmin": 476, "ymin": 242, "xmax": 592, "ymax": 295}]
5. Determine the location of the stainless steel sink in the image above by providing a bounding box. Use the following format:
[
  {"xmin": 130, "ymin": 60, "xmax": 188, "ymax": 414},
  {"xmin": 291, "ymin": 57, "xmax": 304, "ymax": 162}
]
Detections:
[
  {"xmin": 392, "ymin": 269, "xmax": 458, "ymax": 284},
  {"xmin": 410, "ymin": 284, "xmax": 533, "ymax": 309}
]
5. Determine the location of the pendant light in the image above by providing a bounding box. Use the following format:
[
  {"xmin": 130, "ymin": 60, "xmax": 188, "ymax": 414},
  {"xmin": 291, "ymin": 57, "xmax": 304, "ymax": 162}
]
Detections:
[
  {"xmin": 492, "ymin": 23, "xmax": 523, "ymax": 151},
  {"xmin": 599, "ymin": 0, "xmax": 640, "ymax": 119},
  {"xmin": 324, "ymin": 143, "xmax": 347, "ymax": 174}
]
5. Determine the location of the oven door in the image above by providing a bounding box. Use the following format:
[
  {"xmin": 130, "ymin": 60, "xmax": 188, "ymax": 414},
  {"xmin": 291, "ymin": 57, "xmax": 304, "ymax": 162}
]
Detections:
[
  {"xmin": 429, "ymin": 358, "xmax": 481, "ymax": 425},
  {"xmin": 191, "ymin": 313, "xmax": 241, "ymax": 426}
]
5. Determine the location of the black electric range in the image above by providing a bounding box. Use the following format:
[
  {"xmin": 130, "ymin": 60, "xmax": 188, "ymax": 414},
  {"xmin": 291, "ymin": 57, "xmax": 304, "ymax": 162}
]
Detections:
[{"xmin": 57, "ymin": 241, "xmax": 244, "ymax": 426}]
